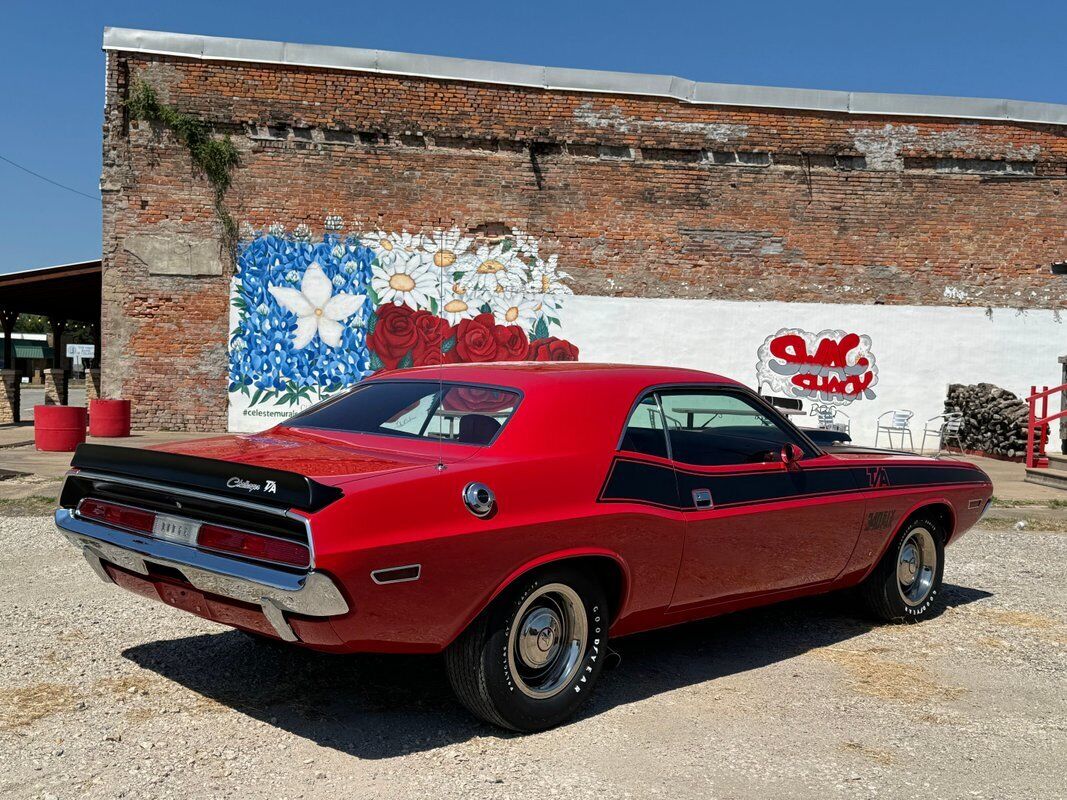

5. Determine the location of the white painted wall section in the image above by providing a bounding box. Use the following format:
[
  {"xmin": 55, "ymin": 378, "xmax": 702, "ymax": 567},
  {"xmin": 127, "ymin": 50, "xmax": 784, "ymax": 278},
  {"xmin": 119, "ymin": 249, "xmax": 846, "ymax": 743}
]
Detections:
[{"xmin": 558, "ymin": 296, "xmax": 1064, "ymax": 447}]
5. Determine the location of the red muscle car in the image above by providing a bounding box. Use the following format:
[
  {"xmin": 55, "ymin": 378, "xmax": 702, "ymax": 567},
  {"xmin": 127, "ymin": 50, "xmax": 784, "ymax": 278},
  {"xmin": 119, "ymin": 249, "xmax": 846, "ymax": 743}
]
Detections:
[{"xmin": 56, "ymin": 363, "xmax": 992, "ymax": 731}]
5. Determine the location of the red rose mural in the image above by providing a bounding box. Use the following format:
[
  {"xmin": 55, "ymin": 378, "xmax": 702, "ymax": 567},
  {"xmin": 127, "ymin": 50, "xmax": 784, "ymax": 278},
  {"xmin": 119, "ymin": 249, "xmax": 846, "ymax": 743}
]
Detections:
[
  {"xmin": 492, "ymin": 323, "xmax": 530, "ymax": 361},
  {"xmin": 527, "ymin": 336, "xmax": 580, "ymax": 362},
  {"xmin": 352, "ymin": 227, "xmax": 580, "ymax": 373},
  {"xmin": 366, "ymin": 302, "xmax": 420, "ymax": 370},
  {"xmin": 369, "ymin": 304, "xmax": 577, "ymax": 371},
  {"xmin": 449, "ymin": 313, "xmax": 500, "ymax": 363}
]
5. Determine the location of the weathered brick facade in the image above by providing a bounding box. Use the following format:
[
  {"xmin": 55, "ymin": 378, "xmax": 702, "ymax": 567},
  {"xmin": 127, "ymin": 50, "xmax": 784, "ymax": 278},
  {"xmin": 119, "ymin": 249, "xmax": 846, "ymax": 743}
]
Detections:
[{"xmin": 102, "ymin": 40, "xmax": 1067, "ymax": 431}]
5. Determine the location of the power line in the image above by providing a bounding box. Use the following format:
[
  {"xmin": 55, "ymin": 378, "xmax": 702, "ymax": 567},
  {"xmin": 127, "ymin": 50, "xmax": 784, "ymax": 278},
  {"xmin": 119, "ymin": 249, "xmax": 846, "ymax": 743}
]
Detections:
[{"xmin": 0, "ymin": 153, "xmax": 100, "ymax": 202}]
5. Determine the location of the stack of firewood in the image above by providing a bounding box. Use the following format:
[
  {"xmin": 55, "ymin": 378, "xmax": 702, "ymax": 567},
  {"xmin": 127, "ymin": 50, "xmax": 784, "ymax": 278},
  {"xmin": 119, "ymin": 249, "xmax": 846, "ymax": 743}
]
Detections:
[{"xmin": 944, "ymin": 383, "xmax": 1043, "ymax": 459}]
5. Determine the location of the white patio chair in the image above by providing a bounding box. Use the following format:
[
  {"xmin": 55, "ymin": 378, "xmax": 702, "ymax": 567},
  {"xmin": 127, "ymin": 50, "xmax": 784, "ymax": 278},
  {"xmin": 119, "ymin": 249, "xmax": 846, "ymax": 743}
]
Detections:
[
  {"xmin": 810, "ymin": 404, "xmax": 851, "ymax": 435},
  {"xmin": 875, "ymin": 409, "xmax": 915, "ymax": 451},
  {"xmin": 921, "ymin": 412, "xmax": 963, "ymax": 454}
]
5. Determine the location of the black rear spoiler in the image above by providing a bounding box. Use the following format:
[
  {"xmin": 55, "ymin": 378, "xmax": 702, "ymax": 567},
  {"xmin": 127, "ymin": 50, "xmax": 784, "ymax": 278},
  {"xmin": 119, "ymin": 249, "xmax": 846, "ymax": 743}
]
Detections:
[{"xmin": 69, "ymin": 444, "xmax": 344, "ymax": 512}]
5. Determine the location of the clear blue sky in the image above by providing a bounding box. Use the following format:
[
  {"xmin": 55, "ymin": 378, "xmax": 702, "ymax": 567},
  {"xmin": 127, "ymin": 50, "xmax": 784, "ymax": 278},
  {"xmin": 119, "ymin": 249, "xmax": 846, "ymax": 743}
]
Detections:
[{"xmin": 2, "ymin": 0, "xmax": 1065, "ymax": 275}]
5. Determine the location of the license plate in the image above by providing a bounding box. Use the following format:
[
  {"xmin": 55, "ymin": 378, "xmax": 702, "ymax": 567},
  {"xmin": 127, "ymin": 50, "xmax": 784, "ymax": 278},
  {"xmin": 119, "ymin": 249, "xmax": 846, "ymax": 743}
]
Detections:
[{"xmin": 152, "ymin": 514, "xmax": 201, "ymax": 546}]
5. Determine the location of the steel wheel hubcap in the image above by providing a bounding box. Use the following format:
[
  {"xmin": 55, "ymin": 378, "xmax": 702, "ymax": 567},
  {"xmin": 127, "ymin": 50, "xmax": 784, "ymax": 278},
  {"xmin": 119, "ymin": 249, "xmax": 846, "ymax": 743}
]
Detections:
[
  {"xmin": 896, "ymin": 527, "xmax": 937, "ymax": 606},
  {"xmin": 508, "ymin": 583, "xmax": 588, "ymax": 699}
]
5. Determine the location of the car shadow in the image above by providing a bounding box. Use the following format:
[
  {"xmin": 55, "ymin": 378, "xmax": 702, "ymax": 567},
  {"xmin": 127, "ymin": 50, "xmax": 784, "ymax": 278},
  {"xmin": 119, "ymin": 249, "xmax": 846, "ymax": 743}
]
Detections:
[{"xmin": 122, "ymin": 582, "xmax": 992, "ymax": 758}]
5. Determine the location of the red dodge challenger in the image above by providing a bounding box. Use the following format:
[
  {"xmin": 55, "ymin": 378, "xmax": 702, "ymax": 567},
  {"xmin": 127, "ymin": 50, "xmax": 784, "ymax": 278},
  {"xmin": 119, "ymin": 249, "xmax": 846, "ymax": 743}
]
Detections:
[{"xmin": 56, "ymin": 363, "xmax": 992, "ymax": 731}]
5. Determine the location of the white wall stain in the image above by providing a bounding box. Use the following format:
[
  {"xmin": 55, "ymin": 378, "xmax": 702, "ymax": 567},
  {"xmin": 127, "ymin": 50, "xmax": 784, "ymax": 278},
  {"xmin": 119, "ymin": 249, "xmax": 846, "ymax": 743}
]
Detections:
[
  {"xmin": 943, "ymin": 286, "xmax": 969, "ymax": 302},
  {"xmin": 574, "ymin": 103, "xmax": 748, "ymax": 142},
  {"xmin": 848, "ymin": 124, "xmax": 1042, "ymax": 171}
]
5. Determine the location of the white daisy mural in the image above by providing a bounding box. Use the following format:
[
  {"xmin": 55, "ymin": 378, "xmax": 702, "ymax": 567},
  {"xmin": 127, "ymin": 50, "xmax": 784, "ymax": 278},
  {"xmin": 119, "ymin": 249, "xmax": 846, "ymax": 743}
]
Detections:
[
  {"xmin": 527, "ymin": 254, "xmax": 574, "ymax": 317},
  {"xmin": 425, "ymin": 227, "xmax": 474, "ymax": 270},
  {"xmin": 440, "ymin": 282, "xmax": 483, "ymax": 325},
  {"xmin": 372, "ymin": 250, "xmax": 438, "ymax": 310},
  {"xmin": 491, "ymin": 293, "xmax": 539, "ymax": 329},
  {"xmin": 458, "ymin": 244, "xmax": 528, "ymax": 295}
]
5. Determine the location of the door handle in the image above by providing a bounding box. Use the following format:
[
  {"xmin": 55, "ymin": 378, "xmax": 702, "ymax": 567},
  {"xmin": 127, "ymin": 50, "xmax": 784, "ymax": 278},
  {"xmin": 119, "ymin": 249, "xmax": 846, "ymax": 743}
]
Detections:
[{"xmin": 691, "ymin": 488, "xmax": 713, "ymax": 509}]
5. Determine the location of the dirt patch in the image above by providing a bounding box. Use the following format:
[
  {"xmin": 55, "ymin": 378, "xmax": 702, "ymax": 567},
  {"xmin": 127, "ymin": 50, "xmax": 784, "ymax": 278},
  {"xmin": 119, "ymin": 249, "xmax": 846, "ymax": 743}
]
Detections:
[
  {"xmin": 810, "ymin": 647, "xmax": 966, "ymax": 702},
  {"xmin": 97, "ymin": 673, "xmax": 157, "ymax": 692},
  {"xmin": 840, "ymin": 740, "xmax": 896, "ymax": 766},
  {"xmin": 0, "ymin": 495, "xmax": 58, "ymax": 516},
  {"xmin": 976, "ymin": 609, "xmax": 1060, "ymax": 630},
  {"xmin": 0, "ymin": 683, "xmax": 81, "ymax": 729}
]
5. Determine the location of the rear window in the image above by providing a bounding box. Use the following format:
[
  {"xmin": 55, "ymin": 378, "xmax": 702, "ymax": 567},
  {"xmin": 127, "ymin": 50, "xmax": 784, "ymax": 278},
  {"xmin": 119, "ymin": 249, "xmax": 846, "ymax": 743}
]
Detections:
[{"xmin": 283, "ymin": 381, "xmax": 520, "ymax": 446}]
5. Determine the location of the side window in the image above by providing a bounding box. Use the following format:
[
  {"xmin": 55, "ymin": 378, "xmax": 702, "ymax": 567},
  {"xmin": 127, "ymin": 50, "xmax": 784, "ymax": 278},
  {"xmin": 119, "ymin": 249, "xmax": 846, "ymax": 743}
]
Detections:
[
  {"xmin": 658, "ymin": 391, "xmax": 806, "ymax": 466},
  {"xmin": 619, "ymin": 395, "xmax": 670, "ymax": 459}
]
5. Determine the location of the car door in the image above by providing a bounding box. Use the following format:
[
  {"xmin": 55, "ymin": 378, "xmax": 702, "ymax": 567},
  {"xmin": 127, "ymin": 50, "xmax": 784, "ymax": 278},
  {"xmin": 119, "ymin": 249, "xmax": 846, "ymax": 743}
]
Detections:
[{"xmin": 657, "ymin": 387, "xmax": 867, "ymax": 610}]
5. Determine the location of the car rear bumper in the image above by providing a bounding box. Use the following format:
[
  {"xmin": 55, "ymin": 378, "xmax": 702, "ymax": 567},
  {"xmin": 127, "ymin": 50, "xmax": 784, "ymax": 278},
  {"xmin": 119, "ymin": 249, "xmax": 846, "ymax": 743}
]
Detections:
[{"xmin": 54, "ymin": 508, "xmax": 349, "ymax": 642}]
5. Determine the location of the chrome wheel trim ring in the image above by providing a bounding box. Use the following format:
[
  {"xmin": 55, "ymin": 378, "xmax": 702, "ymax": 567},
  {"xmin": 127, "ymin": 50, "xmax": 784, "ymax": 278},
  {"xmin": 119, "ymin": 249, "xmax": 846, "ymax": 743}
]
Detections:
[
  {"xmin": 896, "ymin": 526, "xmax": 937, "ymax": 606},
  {"xmin": 507, "ymin": 583, "xmax": 588, "ymax": 699}
]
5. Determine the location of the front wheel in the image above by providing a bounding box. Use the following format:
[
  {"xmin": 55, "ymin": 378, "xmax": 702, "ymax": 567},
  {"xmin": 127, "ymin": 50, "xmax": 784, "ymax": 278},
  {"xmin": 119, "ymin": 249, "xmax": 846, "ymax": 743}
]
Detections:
[
  {"xmin": 445, "ymin": 566, "xmax": 609, "ymax": 731},
  {"xmin": 858, "ymin": 517, "xmax": 945, "ymax": 623}
]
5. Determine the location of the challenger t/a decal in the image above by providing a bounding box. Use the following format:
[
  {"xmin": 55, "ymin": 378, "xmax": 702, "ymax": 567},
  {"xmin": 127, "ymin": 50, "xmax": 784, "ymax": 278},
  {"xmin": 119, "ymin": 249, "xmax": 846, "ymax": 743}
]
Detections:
[{"xmin": 227, "ymin": 476, "xmax": 265, "ymax": 493}]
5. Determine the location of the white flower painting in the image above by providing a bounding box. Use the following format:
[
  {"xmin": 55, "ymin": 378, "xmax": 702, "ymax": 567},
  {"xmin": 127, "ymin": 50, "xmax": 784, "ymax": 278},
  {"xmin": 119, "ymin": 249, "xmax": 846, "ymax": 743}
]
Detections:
[
  {"xmin": 372, "ymin": 250, "xmax": 439, "ymax": 309},
  {"xmin": 267, "ymin": 262, "xmax": 365, "ymax": 349}
]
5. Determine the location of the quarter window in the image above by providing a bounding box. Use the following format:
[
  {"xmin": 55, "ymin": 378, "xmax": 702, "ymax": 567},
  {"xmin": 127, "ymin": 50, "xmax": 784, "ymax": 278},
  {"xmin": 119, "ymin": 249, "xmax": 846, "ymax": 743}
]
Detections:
[
  {"xmin": 620, "ymin": 395, "xmax": 669, "ymax": 459},
  {"xmin": 658, "ymin": 390, "xmax": 808, "ymax": 466}
]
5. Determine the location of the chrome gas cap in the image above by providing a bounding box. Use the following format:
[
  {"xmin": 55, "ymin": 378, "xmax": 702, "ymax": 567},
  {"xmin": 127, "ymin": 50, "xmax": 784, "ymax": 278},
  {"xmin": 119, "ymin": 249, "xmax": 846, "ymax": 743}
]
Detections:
[{"xmin": 463, "ymin": 482, "xmax": 495, "ymax": 518}]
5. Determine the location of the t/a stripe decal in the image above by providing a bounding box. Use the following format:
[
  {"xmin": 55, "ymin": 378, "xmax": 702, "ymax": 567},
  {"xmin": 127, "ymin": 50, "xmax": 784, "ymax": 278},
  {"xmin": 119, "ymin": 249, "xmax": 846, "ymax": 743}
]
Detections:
[{"xmin": 598, "ymin": 457, "xmax": 989, "ymax": 511}]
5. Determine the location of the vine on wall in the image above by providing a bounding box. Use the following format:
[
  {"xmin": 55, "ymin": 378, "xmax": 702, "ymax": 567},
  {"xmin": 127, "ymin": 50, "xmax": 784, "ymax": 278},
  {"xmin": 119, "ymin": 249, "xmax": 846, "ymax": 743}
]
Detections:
[{"xmin": 126, "ymin": 79, "xmax": 240, "ymax": 269}]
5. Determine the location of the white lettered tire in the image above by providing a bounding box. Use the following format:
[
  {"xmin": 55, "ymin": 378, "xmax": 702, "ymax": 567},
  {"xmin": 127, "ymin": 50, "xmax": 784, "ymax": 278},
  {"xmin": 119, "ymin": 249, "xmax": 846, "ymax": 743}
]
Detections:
[
  {"xmin": 445, "ymin": 565, "xmax": 609, "ymax": 731},
  {"xmin": 859, "ymin": 516, "xmax": 946, "ymax": 623}
]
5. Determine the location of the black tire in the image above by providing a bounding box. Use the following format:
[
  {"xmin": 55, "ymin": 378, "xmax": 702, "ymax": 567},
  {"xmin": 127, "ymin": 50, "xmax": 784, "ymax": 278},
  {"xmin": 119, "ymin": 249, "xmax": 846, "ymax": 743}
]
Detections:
[
  {"xmin": 445, "ymin": 565, "xmax": 609, "ymax": 732},
  {"xmin": 859, "ymin": 516, "xmax": 946, "ymax": 623}
]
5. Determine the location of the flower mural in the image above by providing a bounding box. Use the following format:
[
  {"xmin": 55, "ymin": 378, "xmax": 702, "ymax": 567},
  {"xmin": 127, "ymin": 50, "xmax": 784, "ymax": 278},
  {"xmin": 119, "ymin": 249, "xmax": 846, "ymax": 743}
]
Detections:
[
  {"xmin": 228, "ymin": 220, "xmax": 579, "ymax": 429},
  {"xmin": 267, "ymin": 263, "xmax": 365, "ymax": 349}
]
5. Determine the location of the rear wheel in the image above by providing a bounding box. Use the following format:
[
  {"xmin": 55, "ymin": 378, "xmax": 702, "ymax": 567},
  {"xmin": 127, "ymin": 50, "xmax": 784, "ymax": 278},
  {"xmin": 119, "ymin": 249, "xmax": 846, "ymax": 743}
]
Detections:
[
  {"xmin": 445, "ymin": 566, "xmax": 609, "ymax": 731},
  {"xmin": 859, "ymin": 517, "xmax": 945, "ymax": 623}
]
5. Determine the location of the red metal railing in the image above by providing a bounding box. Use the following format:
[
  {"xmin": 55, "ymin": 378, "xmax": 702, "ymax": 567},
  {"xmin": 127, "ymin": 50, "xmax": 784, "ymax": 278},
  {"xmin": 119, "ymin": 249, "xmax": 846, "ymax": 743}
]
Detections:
[{"xmin": 1026, "ymin": 383, "xmax": 1067, "ymax": 469}]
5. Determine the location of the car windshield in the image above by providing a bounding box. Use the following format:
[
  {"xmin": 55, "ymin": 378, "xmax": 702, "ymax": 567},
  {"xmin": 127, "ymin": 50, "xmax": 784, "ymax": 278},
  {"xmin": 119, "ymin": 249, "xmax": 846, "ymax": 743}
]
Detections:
[{"xmin": 283, "ymin": 381, "xmax": 520, "ymax": 446}]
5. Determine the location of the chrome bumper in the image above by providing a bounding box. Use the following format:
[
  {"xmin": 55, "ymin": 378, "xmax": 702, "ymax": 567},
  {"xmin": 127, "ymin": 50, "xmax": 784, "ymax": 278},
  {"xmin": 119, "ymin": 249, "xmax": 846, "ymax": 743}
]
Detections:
[{"xmin": 54, "ymin": 508, "xmax": 349, "ymax": 642}]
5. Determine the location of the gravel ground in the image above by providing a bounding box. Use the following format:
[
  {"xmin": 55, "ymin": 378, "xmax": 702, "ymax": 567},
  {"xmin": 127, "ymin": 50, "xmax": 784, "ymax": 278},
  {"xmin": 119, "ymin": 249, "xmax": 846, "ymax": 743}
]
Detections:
[{"xmin": 1, "ymin": 515, "xmax": 1064, "ymax": 800}]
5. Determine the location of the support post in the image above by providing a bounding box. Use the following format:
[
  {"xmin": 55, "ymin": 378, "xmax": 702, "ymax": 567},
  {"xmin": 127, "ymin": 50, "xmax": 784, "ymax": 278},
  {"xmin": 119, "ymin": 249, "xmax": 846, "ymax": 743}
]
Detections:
[
  {"xmin": 43, "ymin": 368, "xmax": 67, "ymax": 406},
  {"xmin": 1060, "ymin": 355, "xmax": 1066, "ymax": 455},
  {"xmin": 48, "ymin": 317, "xmax": 67, "ymax": 370},
  {"xmin": 0, "ymin": 370, "xmax": 19, "ymax": 425},
  {"xmin": 0, "ymin": 309, "xmax": 16, "ymax": 372},
  {"xmin": 91, "ymin": 320, "xmax": 101, "ymax": 370},
  {"xmin": 85, "ymin": 368, "xmax": 102, "ymax": 401}
]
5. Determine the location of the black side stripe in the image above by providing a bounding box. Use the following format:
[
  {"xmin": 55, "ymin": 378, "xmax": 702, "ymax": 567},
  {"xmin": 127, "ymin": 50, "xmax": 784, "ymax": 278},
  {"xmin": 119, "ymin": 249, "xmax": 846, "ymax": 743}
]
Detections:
[{"xmin": 599, "ymin": 457, "xmax": 989, "ymax": 511}]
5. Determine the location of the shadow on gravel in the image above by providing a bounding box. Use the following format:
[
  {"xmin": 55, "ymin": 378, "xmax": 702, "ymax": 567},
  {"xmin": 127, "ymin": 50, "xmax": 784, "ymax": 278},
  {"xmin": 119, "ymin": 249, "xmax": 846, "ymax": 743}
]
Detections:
[{"xmin": 123, "ymin": 582, "xmax": 991, "ymax": 758}]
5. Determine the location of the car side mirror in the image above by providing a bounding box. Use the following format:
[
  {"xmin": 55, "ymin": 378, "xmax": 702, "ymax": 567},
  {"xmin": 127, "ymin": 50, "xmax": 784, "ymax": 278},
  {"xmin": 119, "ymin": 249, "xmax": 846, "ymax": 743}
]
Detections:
[{"xmin": 780, "ymin": 443, "xmax": 804, "ymax": 467}]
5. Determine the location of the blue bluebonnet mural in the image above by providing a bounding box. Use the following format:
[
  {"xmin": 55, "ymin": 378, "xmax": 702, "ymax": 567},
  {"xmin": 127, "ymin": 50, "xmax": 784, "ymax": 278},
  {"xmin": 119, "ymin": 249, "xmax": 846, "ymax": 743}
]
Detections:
[{"xmin": 229, "ymin": 229, "xmax": 375, "ymax": 408}]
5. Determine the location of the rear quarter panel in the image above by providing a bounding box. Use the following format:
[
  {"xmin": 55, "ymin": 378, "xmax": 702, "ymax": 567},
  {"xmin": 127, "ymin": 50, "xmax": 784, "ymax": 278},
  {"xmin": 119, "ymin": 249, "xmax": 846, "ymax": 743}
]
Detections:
[{"xmin": 307, "ymin": 449, "xmax": 686, "ymax": 652}]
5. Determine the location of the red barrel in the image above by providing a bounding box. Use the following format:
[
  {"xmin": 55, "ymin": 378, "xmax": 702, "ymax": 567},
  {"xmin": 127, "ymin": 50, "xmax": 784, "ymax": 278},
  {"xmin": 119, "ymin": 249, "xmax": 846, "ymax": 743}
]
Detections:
[
  {"xmin": 34, "ymin": 405, "xmax": 87, "ymax": 452},
  {"xmin": 89, "ymin": 398, "xmax": 132, "ymax": 438}
]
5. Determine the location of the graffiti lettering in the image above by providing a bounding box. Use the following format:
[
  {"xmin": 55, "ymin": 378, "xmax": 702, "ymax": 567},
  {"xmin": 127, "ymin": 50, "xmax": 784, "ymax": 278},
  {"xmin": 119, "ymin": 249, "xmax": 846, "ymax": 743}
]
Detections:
[{"xmin": 756, "ymin": 328, "xmax": 878, "ymax": 405}]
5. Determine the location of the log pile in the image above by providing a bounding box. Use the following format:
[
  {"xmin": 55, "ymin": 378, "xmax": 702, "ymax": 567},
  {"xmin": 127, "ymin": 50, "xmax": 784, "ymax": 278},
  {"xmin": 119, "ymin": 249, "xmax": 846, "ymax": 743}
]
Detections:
[{"xmin": 944, "ymin": 383, "xmax": 1044, "ymax": 459}]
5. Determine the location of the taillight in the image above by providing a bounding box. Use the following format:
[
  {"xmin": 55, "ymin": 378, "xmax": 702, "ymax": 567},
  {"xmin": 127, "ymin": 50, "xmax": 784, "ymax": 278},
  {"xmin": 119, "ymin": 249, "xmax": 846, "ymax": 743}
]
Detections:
[
  {"xmin": 75, "ymin": 498, "xmax": 310, "ymax": 569},
  {"xmin": 77, "ymin": 498, "xmax": 155, "ymax": 534},
  {"xmin": 197, "ymin": 524, "xmax": 310, "ymax": 569}
]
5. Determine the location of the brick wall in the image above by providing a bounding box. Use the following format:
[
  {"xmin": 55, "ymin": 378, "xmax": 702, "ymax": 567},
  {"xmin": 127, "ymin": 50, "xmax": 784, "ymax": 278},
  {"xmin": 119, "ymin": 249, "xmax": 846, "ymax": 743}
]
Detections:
[{"xmin": 101, "ymin": 51, "xmax": 1067, "ymax": 431}]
